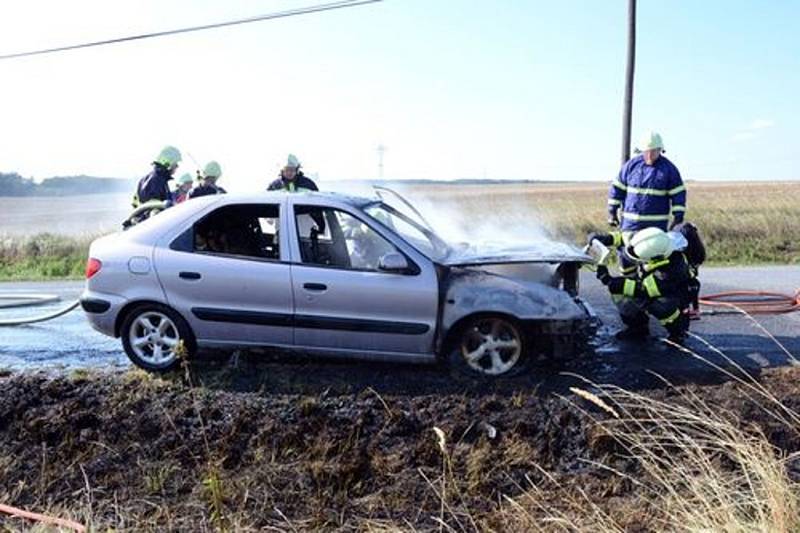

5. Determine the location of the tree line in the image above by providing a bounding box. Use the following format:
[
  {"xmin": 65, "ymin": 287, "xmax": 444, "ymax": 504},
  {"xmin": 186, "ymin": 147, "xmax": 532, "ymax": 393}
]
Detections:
[{"xmin": 0, "ymin": 172, "xmax": 132, "ymax": 196}]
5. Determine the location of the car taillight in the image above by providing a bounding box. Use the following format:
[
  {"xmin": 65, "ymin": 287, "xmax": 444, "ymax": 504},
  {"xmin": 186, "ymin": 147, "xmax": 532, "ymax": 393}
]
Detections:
[{"xmin": 86, "ymin": 258, "xmax": 102, "ymax": 279}]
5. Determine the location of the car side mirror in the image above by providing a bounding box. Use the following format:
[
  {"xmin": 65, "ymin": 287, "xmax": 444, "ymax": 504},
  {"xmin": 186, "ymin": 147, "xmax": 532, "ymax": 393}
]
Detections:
[{"xmin": 378, "ymin": 252, "xmax": 409, "ymax": 273}]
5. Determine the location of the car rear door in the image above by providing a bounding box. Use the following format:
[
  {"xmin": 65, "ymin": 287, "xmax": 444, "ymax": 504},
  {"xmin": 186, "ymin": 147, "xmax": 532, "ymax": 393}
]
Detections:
[
  {"xmin": 154, "ymin": 200, "xmax": 295, "ymax": 348},
  {"xmin": 288, "ymin": 199, "xmax": 439, "ymax": 356}
]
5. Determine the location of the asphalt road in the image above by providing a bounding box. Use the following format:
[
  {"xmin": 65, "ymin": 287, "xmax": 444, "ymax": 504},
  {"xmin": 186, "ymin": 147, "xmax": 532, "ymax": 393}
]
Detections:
[{"xmin": 0, "ymin": 266, "xmax": 797, "ymax": 391}]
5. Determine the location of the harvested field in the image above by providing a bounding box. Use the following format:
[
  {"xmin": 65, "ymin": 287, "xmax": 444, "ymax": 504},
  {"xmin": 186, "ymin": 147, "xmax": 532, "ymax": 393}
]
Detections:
[
  {"xmin": 399, "ymin": 181, "xmax": 800, "ymax": 265},
  {"xmin": 2, "ymin": 181, "xmax": 797, "ymax": 280}
]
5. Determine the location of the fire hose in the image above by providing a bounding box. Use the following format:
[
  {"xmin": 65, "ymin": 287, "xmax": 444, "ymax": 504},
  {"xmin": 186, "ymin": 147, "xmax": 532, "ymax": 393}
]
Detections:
[
  {"xmin": 0, "ymin": 503, "xmax": 85, "ymax": 532},
  {"xmin": 0, "ymin": 293, "xmax": 80, "ymax": 326},
  {"xmin": 699, "ymin": 289, "xmax": 800, "ymax": 315}
]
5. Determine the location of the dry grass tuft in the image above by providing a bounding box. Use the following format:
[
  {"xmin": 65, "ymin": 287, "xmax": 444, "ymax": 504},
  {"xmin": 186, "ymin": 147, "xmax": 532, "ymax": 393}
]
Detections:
[{"xmin": 499, "ymin": 335, "xmax": 800, "ymax": 532}]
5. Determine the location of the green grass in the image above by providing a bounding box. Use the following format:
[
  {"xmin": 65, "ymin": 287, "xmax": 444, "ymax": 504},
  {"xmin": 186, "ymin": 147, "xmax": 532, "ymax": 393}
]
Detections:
[{"xmin": 0, "ymin": 233, "xmax": 91, "ymax": 280}]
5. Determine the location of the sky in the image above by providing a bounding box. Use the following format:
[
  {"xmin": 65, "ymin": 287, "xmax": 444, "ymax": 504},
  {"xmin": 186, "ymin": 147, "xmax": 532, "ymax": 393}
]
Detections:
[{"xmin": 0, "ymin": 0, "xmax": 797, "ymax": 191}]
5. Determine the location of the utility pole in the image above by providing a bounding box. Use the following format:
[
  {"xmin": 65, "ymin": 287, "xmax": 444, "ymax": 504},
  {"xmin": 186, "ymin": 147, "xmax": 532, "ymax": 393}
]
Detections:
[
  {"xmin": 376, "ymin": 144, "xmax": 387, "ymax": 178},
  {"xmin": 621, "ymin": 0, "xmax": 636, "ymax": 164}
]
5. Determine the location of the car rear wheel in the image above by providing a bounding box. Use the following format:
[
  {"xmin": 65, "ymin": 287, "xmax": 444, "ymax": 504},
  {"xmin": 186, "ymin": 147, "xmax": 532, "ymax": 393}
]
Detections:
[
  {"xmin": 450, "ymin": 315, "xmax": 526, "ymax": 377},
  {"xmin": 121, "ymin": 304, "xmax": 195, "ymax": 371}
]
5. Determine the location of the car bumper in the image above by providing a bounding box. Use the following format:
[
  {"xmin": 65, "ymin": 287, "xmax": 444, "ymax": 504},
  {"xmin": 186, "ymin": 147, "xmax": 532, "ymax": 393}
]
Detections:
[
  {"xmin": 80, "ymin": 289, "xmax": 128, "ymax": 338},
  {"xmin": 524, "ymin": 297, "xmax": 598, "ymax": 359}
]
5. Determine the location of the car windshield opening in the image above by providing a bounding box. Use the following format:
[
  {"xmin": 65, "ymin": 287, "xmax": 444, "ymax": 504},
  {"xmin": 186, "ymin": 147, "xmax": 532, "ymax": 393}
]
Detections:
[{"xmin": 363, "ymin": 202, "xmax": 450, "ymax": 261}]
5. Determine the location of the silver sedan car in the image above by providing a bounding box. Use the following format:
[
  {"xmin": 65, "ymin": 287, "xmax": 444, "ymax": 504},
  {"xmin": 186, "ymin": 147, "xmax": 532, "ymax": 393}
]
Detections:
[{"xmin": 81, "ymin": 191, "xmax": 595, "ymax": 376}]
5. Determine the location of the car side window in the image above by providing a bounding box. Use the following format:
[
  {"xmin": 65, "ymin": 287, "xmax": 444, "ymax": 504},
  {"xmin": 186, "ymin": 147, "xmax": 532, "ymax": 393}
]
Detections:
[
  {"xmin": 193, "ymin": 204, "xmax": 280, "ymax": 260},
  {"xmin": 295, "ymin": 206, "xmax": 397, "ymax": 271}
]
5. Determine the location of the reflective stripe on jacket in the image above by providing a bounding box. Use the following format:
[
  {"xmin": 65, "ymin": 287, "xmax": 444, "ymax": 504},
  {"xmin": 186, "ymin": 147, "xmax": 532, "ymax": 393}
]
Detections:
[
  {"xmin": 607, "ymin": 155, "xmax": 686, "ymax": 231},
  {"xmin": 615, "ymin": 252, "xmax": 690, "ymax": 302}
]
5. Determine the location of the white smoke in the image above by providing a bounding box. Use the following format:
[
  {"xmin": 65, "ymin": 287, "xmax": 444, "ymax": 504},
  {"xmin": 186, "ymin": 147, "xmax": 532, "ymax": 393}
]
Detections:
[{"xmin": 342, "ymin": 181, "xmax": 581, "ymax": 256}]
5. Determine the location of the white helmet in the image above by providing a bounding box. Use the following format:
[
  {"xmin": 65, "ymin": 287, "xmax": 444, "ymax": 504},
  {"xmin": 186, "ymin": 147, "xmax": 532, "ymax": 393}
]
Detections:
[
  {"xmin": 203, "ymin": 160, "xmax": 222, "ymax": 179},
  {"xmin": 636, "ymin": 131, "xmax": 664, "ymax": 152},
  {"xmin": 626, "ymin": 227, "xmax": 673, "ymax": 261},
  {"xmin": 286, "ymin": 154, "xmax": 301, "ymax": 168},
  {"xmin": 156, "ymin": 145, "xmax": 182, "ymax": 167},
  {"xmin": 177, "ymin": 173, "xmax": 194, "ymax": 185}
]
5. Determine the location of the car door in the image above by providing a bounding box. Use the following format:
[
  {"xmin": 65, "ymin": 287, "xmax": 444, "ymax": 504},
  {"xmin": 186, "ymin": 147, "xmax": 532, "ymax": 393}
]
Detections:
[
  {"xmin": 288, "ymin": 201, "xmax": 439, "ymax": 356},
  {"xmin": 154, "ymin": 200, "xmax": 295, "ymax": 347}
]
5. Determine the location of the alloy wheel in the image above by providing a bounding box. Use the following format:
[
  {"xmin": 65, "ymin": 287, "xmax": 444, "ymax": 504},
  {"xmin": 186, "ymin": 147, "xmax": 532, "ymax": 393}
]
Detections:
[{"xmin": 459, "ymin": 317, "xmax": 523, "ymax": 375}]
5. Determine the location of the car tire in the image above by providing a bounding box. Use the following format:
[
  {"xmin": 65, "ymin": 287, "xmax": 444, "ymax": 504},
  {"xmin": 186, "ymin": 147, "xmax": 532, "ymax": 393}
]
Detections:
[
  {"xmin": 447, "ymin": 315, "xmax": 528, "ymax": 378},
  {"xmin": 120, "ymin": 303, "xmax": 196, "ymax": 371}
]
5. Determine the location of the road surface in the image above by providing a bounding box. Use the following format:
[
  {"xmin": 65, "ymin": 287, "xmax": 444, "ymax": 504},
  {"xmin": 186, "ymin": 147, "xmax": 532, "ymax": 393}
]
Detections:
[{"xmin": 0, "ymin": 266, "xmax": 797, "ymax": 392}]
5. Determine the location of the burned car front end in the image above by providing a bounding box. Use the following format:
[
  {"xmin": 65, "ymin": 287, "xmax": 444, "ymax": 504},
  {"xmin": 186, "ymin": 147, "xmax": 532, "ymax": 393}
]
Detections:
[
  {"xmin": 436, "ymin": 247, "xmax": 597, "ymax": 361},
  {"xmin": 362, "ymin": 189, "xmax": 596, "ymax": 374}
]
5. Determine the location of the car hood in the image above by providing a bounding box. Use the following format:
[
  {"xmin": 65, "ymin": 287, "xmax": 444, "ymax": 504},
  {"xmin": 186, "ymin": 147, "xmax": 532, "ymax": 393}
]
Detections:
[
  {"xmin": 441, "ymin": 267, "xmax": 591, "ymax": 327},
  {"xmin": 441, "ymin": 241, "xmax": 591, "ymax": 267}
]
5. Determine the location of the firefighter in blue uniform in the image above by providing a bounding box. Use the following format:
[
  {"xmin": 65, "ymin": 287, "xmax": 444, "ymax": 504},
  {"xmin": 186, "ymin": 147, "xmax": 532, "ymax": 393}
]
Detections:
[
  {"xmin": 134, "ymin": 146, "xmax": 182, "ymax": 206},
  {"xmin": 188, "ymin": 161, "xmax": 227, "ymax": 199},
  {"xmin": 591, "ymin": 227, "xmax": 691, "ymax": 343},
  {"xmin": 607, "ymin": 131, "xmax": 686, "ymax": 277},
  {"xmin": 267, "ymin": 154, "xmax": 318, "ymax": 192}
]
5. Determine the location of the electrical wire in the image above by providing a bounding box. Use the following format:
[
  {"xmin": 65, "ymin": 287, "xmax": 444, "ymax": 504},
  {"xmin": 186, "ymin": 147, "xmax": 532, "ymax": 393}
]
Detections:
[{"xmin": 0, "ymin": 0, "xmax": 382, "ymax": 61}]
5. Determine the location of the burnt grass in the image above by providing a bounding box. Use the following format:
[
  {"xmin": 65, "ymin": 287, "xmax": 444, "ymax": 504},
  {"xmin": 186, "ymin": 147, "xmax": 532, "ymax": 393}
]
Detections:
[{"xmin": 2, "ymin": 357, "xmax": 800, "ymax": 531}]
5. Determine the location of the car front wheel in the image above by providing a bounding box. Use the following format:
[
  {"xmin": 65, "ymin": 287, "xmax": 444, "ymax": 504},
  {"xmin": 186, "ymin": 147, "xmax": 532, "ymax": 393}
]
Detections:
[
  {"xmin": 121, "ymin": 304, "xmax": 195, "ymax": 371},
  {"xmin": 450, "ymin": 315, "xmax": 527, "ymax": 377}
]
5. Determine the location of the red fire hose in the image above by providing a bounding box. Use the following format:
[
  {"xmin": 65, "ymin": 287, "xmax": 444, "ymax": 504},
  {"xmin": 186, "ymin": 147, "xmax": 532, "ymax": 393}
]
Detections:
[
  {"xmin": 0, "ymin": 503, "xmax": 85, "ymax": 531},
  {"xmin": 699, "ymin": 289, "xmax": 800, "ymax": 315}
]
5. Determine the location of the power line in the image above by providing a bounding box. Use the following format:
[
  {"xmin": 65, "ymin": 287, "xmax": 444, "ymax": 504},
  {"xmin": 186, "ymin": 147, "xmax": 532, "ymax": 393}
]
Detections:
[{"xmin": 0, "ymin": 0, "xmax": 382, "ymax": 61}]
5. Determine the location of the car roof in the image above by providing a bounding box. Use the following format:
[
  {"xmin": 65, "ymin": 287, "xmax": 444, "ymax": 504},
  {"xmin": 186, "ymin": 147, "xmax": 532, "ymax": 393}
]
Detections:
[
  {"xmin": 216, "ymin": 190, "xmax": 378, "ymax": 208},
  {"xmin": 120, "ymin": 191, "xmax": 381, "ymax": 242}
]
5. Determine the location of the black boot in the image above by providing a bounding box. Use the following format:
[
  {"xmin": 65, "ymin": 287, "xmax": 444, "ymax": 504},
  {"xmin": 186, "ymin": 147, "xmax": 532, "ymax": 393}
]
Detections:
[
  {"xmin": 665, "ymin": 314, "xmax": 690, "ymax": 345},
  {"xmin": 666, "ymin": 329, "xmax": 687, "ymax": 345}
]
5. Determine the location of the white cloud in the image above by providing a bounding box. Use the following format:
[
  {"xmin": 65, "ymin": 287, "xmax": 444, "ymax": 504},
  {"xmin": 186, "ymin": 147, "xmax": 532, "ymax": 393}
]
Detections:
[
  {"xmin": 732, "ymin": 131, "xmax": 757, "ymax": 143},
  {"xmin": 750, "ymin": 119, "xmax": 775, "ymax": 130},
  {"xmin": 731, "ymin": 118, "xmax": 776, "ymax": 142}
]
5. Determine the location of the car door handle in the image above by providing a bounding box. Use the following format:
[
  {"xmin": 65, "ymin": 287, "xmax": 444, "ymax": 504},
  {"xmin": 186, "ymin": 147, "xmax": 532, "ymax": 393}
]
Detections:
[
  {"xmin": 303, "ymin": 282, "xmax": 327, "ymax": 291},
  {"xmin": 179, "ymin": 271, "xmax": 202, "ymax": 280}
]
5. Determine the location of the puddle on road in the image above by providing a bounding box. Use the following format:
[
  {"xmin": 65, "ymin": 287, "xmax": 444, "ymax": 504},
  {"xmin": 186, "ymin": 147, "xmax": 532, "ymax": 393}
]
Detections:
[
  {"xmin": 1, "ymin": 301, "xmax": 796, "ymax": 394},
  {"xmin": 0, "ymin": 300, "xmax": 127, "ymax": 371}
]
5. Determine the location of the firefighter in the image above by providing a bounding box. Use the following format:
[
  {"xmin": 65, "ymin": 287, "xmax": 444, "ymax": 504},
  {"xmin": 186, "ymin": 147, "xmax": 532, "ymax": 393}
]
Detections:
[
  {"xmin": 607, "ymin": 131, "xmax": 686, "ymax": 277},
  {"xmin": 133, "ymin": 146, "xmax": 182, "ymax": 206},
  {"xmin": 172, "ymin": 173, "xmax": 194, "ymax": 203},
  {"xmin": 188, "ymin": 161, "xmax": 227, "ymax": 199},
  {"xmin": 267, "ymin": 154, "xmax": 318, "ymax": 192},
  {"xmin": 591, "ymin": 227, "xmax": 691, "ymax": 343}
]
